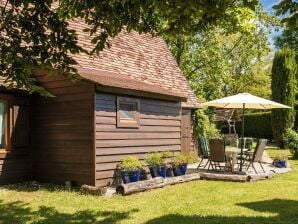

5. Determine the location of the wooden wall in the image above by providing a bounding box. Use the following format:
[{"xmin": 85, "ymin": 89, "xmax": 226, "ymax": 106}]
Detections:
[
  {"xmin": 0, "ymin": 92, "xmax": 31, "ymax": 185},
  {"xmin": 95, "ymin": 93, "xmax": 183, "ymax": 187},
  {"xmin": 181, "ymin": 109, "xmax": 198, "ymax": 154},
  {"xmin": 31, "ymin": 74, "xmax": 95, "ymax": 186}
]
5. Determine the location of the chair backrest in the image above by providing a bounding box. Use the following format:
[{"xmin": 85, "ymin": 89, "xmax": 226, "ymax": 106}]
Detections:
[
  {"xmin": 253, "ymin": 139, "xmax": 267, "ymax": 162},
  {"xmin": 245, "ymin": 138, "xmax": 254, "ymax": 151},
  {"xmin": 209, "ymin": 139, "xmax": 225, "ymax": 162},
  {"xmin": 238, "ymin": 138, "xmax": 246, "ymax": 149},
  {"xmin": 199, "ymin": 136, "xmax": 209, "ymax": 156}
]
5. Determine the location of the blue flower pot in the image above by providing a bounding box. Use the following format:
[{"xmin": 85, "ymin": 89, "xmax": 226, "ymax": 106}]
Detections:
[
  {"xmin": 173, "ymin": 167, "xmax": 181, "ymax": 176},
  {"xmin": 158, "ymin": 166, "xmax": 167, "ymax": 178},
  {"xmin": 179, "ymin": 163, "xmax": 188, "ymax": 175},
  {"xmin": 274, "ymin": 161, "xmax": 286, "ymax": 168},
  {"xmin": 149, "ymin": 166, "xmax": 159, "ymax": 178},
  {"xmin": 120, "ymin": 171, "xmax": 131, "ymax": 184},
  {"xmin": 129, "ymin": 170, "xmax": 141, "ymax": 182}
]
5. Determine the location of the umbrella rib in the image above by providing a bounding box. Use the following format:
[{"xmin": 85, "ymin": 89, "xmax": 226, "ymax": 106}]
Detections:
[{"xmin": 260, "ymin": 104, "xmax": 267, "ymax": 109}]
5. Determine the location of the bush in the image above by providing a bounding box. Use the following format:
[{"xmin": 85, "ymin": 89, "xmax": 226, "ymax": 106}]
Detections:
[
  {"xmin": 173, "ymin": 153, "xmax": 197, "ymax": 166},
  {"xmin": 271, "ymin": 48, "xmax": 296, "ymax": 146},
  {"xmin": 233, "ymin": 112, "xmax": 273, "ymax": 140},
  {"xmin": 145, "ymin": 151, "xmax": 170, "ymax": 167},
  {"xmin": 196, "ymin": 109, "xmax": 222, "ymax": 139},
  {"xmin": 118, "ymin": 156, "xmax": 144, "ymax": 171},
  {"xmin": 283, "ymin": 129, "xmax": 298, "ymax": 159}
]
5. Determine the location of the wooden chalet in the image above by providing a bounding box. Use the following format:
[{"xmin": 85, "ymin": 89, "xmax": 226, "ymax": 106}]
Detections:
[{"xmin": 0, "ymin": 21, "xmax": 200, "ymax": 187}]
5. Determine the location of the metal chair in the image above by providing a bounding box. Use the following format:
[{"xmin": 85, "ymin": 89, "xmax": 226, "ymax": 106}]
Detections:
[
  {"xmin": 208, "ymin": 139, "xmax": 231, "ymax": 172},
  {"xmin": 197, "ymin": 136, "xmax": 210, "ymax": 169},
  {"xmin": 245, "ymin": 139, "xmax": 267, "ymax": 173}
]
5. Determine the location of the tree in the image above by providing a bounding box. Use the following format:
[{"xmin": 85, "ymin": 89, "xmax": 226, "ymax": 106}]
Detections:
[
  {"xmin": 271, "ymin": 48, "xmax": 296, "ymax": 146},
  {"xmin": 275, "ymin": 29, "xmax": 298, "ymax": 57},
  {"xmin": 273, "ymin": 0, "xmax": 298, "ymax": 30},
  {"xmin": 164, "ymin": 5, "xmax": 273, "ymax": 101},
  {"xmin": 0, "ymin": 0, "xmax": 258, "ymax": 95}
]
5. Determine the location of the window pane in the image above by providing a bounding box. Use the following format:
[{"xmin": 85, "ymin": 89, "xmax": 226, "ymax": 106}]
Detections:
[
  {"xmin": 0, "ymin": 102, "xmax": 5, "ymax": 148},
  {"xmin": 119, "ymin": 103, "xmax": 135, "ymax": 120}
]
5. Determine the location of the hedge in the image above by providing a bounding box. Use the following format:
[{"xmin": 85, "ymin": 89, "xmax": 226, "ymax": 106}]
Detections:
[{"xmin": 219, "ymin": 112, "xmax": 273, "ymax": 140}]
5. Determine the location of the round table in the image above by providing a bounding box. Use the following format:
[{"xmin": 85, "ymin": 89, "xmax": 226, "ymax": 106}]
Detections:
[{"xmin": 225, "ymin": 148, "xmax": 248, "ymax": 172}]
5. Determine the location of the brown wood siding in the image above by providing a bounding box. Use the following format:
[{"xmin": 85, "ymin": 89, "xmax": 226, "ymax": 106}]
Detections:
[
  {"xmin": 181, "ymin": 109, "xmax": 198, "ymax": 154},
  {"xmin": 31, "ymin": 73, "xmax": 95, "ymax": 186},
  {"xmin": 0, "ymin": 93, "xmax": 31, "ymax": 185},
  {"xmin": 95, "ymin": 93, "xmax": 182, "ymax": 187}
]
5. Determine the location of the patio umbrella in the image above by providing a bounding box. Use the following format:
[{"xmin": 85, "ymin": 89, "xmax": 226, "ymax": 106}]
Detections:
[{"xmin": 201, "ymin": 93, "xmax": 291, "ymax": 172}]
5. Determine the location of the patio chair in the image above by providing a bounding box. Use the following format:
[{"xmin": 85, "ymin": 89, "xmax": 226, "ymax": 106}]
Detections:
[
  {"xmin": 197, "ymin": 136, "xmax": 211, "ymax": 169},
  {"xmin": 238, "ymin": 138, "xmax": 246, "ymax": 149},
  {"xmin": 244, "ymin": 139, "xmax": 267, "ymax": 174},
  {"xmin": 208, "ymin": 139, "xmax": 231, "ymax": 172}
]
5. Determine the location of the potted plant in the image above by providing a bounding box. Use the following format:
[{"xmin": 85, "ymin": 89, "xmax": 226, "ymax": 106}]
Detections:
[
  {"xmin": 118, "ymin": 156, "xmax": 144, "ymax": 183},
  {"xmin": 172, "ymin": 153, "xmax": 197, "ymax": 176},
  {"xmin": 273, "ymin": 153, "xmax": 288, "ymax": 168},
  {"xmin": 159, "ymin": 151, "xmax": 170, "ymax": 178},
  {"xmin": 145, "ymin": 152, "xmax": 162, "ymax": 178},
  {"xmin": 145, "ymin": 151, "xmax": 170, "ymax": 178}
]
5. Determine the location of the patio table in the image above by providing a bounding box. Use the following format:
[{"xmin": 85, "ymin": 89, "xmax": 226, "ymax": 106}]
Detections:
[{"xmin": 225, "ymin": 148, "xmax": 248, "ymax": 172}]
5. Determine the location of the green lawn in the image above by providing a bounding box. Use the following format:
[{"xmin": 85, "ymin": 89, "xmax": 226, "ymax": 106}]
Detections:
[{"xmin": 1, "ymin": 149, "xmax": 297, "ymax": 224}]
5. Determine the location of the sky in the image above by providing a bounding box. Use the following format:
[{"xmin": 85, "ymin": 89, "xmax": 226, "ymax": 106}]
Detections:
[
  {"xmin": 261, "ymin": 0, "xmax": 279, "ymax": 14},
  {"xmin": 260, "ymin": 0, "xmax": 281, "ymax": 49}
]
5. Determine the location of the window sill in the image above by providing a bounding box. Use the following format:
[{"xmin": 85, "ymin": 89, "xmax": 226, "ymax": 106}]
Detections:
[{"xmin": 117, "ymin": 121, "xmax": 140, "ymax": 128}]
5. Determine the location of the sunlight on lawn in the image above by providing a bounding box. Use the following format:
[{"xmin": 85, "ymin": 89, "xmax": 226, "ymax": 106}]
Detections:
[{"xmin": 0, "ymin": 149, "xmax": 297, "ymax": 224}]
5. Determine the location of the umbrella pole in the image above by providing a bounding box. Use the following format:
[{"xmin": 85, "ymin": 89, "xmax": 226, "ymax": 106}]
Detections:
[{"xmin": 240, "ymin": 103, "xmax": 245, "ymax": 172}]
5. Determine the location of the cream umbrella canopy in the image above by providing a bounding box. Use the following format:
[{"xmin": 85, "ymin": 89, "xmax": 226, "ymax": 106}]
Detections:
[{"xmin": 201, "ymin": 93, "xmax": 291, "ymax": 172}]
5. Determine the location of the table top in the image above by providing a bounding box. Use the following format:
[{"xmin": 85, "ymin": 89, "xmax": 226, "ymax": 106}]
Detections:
[{"xmin": 225, "ymin": 148, "xmax": 248, "ymax": 154}]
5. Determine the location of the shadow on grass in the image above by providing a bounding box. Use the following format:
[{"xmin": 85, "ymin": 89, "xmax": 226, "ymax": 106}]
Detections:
[
  {"xmin": 145, "ymin": 199, "xmax": 298, "ymax": 224},
  {"xmin": 0, "ymin": 200, "xmax": 137, "ymax": 224},
  {"xmin": 2, "ymin": 181, "xmax": 80, "ymax": 193}
]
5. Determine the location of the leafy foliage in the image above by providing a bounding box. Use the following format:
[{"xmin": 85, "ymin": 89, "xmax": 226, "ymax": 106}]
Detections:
[
  {"xmin": 274, "ymin": 28, "xmax": 298, "ymax": 131},
  {"xmin": 275, "ymin": 29, "xmax": 298, "ymax": 57},
  {"xmin": 195, "ymin": 109, "xmax": 222, "ymax": 139},
  {"xmin": 118, "ymin": 156, "xmax": 143, "ymax": 171},
  {"xmin": 0, "ymin": 0, "xmax": 258, "ymax": 94},
  {"xmin": 0, "ymin": 0, "xmax": 84, "ymax": 96},
  {"xmin": 173, "ymin": 153, "xmax": 197, "ymax": 166},
  {"xmin": 165, "ymin": 4, "xmax": 274, "ymax": 101},
  {"xmin": 233, "ymin": 112, "xmax": 273, "ymax": 140},
  {"xmin": 145, "ymin": 151, "xmax": 170, "ymax": 167},
  {"xmin": 283, "ymin": 128, "xmax": 298, "ymax": 159},
  {"xmin": 273, "ymin": 0, "xmax": 298, "ymax": 30},
  {"xmin": 271, "ymin": 48, "xmax": 296, "ymax": 146}
]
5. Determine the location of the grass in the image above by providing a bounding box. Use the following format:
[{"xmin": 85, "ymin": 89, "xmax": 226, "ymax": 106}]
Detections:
[{"xmin": 0, "ymin": 149, "xmax": 297, "ymax": 224}]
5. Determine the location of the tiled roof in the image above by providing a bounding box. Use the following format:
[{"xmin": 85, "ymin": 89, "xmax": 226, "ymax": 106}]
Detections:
[
  {"xmin": 69, "ymin": 19, "xmax": 200, "ymax": 108},
  {"xmin": 0, "ymin": 15, "xmax": 200, "ymax": 108},
  {"xmin": 79, "ymin": 68, "xmax": 187, "ymax": 101}
]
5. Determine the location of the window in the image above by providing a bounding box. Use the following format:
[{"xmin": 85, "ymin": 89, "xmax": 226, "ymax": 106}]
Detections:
[
  {"xmin": 0, "ymin": 100, "xmax": 7, "ymax": 149},
  {"xmin": 117, "ymin": 97, "xmax": 140, "ymax": 128}
]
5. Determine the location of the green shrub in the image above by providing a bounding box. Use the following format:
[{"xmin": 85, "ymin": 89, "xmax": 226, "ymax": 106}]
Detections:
[
  {"xmin": 173, "ymin": 153, "xmax": 197, "ymax": 166},
  {"xmin": 145, "ymin": 152, "xmax": 162, "ymax": 167},
  {"xmin": 271, "ymin": 48, "xmax": 296, "ymax": 146},
  {"xmin": 283, "ymin": 129, "xmax": 298, "ymax": 159},
  {"xmin": 118, "ymin": 156, "xmax": 144, "ymax": 171},
  {"xmin": 145, "ymin": 151, "xmax": 170, "ymax": 167},
  {"xmin": 233, "ymin": 112, "xmax": 273, "ymax": 140},
  {"xmin": 196, "ymin": 109, "xmax": 222, "ymax": 139}
]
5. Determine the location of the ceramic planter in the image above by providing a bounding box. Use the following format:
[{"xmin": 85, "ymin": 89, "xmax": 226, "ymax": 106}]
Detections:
[
  {"xmin": 128, "ymin": 169, "xmax": 141, "ymax": 182},
  {"xmin": 158, "ymin": 166, "xmax": 167, "ymax": 178},
  {"xmin": 120, "ymin": 170, "xmax": 131, "ymax": 184},
  {"xmin": 179, "ymin": 163, "xmax": 188, "ymax": 175},
  {"xmin": 149, "ymin": 166, "xmax": 159, "ymax": 178},
  {"xmin": 274, "ymin": 160, "xmax": 286, "ymax": 168}
]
